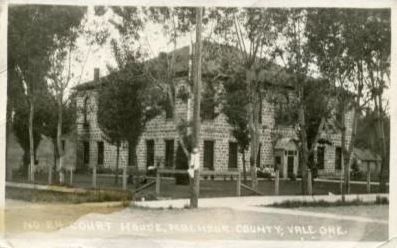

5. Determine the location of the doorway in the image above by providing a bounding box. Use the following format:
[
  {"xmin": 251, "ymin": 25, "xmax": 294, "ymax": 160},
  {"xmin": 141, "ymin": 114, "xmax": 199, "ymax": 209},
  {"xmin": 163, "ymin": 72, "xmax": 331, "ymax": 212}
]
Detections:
[{"xmin": 287, "ymin": 155, "xmax": 294, "ymax": 177}]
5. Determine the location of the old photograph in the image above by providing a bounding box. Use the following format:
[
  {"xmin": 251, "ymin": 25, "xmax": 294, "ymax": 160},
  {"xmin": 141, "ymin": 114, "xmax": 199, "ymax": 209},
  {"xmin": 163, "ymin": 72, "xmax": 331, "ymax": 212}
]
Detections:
[{"xmin": 1, "ymin": 3, "xmax": 392, "ymax": 247}]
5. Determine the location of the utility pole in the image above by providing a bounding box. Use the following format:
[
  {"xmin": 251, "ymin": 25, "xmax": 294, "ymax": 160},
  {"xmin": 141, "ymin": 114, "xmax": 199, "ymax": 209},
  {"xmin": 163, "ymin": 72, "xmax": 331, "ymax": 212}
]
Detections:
[{"xmin": 190, "ymin": 7, "xmax": 203, "ymax": 208}]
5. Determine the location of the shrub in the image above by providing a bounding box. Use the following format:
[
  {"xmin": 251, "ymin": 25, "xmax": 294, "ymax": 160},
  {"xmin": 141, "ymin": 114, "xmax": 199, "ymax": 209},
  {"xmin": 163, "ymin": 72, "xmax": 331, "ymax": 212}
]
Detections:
[
  {"xmin": 267, "ymin": 197, "xmax": 388, "ymax": 208},
  {"xmin": 376, "ymin": 196, "xmax": 389, "ymax": 204}
]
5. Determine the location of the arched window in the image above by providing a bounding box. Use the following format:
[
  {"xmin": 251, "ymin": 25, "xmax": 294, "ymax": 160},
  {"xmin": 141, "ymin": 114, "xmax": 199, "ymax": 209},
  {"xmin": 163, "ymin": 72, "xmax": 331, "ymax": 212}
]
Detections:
[{"xmin": 83, "ymin": 96, "xmax": 89, "ymax": 125}]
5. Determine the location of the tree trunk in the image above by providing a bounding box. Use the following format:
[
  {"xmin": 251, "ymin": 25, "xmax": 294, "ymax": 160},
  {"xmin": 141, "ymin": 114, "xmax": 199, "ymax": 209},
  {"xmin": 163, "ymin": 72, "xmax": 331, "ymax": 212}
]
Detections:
[
  {"xmin": 298, "ymin": 97, "xmax": 310, "ymax": 195},
  {"xmin": 376, "ymin": 95, "xmax": 388, "ymax": 193},
  {"xmin": 28, "ymin": 101, "xmax": 35, "ymax": 182},
  {"xmin": 340, "ymin": 101, "xmax": 347, "ymax": 198},
  {"xmin": 345, "ymin": 74, "xmax": 363, "ymax": 194},
  {"xmin": 241, "ymin": 151, "xmax": 247, "ymax": 184},
  {"xmin": 247, "ymin": 69, "xmax": 260, "ymax": 190},
  {"xmin": 56, "ymin": 93, "xmax": 65, "ymax": 184},
  {"xmin": 50, "ymin": 139, "xmax": 57, "ymax": 185},
  {"xmin": 115, "ymin": 142, "xmax": 120, "ymax": 185}
]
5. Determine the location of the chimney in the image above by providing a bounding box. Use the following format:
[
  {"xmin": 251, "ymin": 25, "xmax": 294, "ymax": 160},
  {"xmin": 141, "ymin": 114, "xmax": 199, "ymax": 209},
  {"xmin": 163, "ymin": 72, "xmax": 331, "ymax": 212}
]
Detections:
[{"xmin": 94, "ymin": 68, "xmax": 100, "ymax": 81}]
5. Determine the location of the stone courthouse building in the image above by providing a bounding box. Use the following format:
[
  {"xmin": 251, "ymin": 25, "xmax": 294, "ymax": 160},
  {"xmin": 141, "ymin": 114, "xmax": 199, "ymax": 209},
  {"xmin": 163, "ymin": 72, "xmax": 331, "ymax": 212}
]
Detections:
[{"xmin": 73, "ymin": 44, "xmax": 353, "ymax": 179}]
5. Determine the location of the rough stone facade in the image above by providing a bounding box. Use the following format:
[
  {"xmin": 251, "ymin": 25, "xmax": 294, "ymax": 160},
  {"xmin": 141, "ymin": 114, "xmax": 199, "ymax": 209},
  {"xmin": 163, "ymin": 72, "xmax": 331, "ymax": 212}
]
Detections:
[{"xmin": 74, "ymin": 78, "xmax": 354, "ymax": 178}]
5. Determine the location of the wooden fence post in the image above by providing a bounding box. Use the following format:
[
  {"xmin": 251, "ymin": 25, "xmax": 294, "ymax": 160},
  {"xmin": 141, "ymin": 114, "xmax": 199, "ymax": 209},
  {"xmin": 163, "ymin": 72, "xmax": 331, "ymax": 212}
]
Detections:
[
  {"xmin": 48, "ymin": 165, "xmax": 52, "ymax": 185},
  {"xmin": 367, "ymin": 163, "xmax": 371, "ymax": 193},
  {"xmin": 122, "ymin": 166, "xmax": 127, "ymax": 190},
  {"xmin": 156, "ymin": 170, "xmax": 161, "ymax": 196},
  {"xmin": 275, "ymin": 169, "xmax": 279, "ymax": 196},
  {"xmin": 236, "ymin": 172, "xmax": 241, "ymax": 197},
  {"xmin": 69, "ymin": 168, "xmax": 73, "ymax": 185},
  {"xmin": 307, "ymin": 169, "xmax": 312, "ymax": 195}
]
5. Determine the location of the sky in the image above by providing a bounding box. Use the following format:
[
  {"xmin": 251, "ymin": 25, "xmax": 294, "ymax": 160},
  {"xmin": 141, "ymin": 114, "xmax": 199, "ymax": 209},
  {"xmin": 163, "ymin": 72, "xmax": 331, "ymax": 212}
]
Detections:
[{"xmin": 67, "ymin": 6, "xmax": 193, "ymax": 94}]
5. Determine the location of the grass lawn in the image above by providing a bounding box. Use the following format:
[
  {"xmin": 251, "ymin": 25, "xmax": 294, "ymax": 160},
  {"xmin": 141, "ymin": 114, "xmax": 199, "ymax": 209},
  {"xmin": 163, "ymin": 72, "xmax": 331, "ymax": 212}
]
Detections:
[
  {"xmin": 135, "ymin": 178, "xmax": 385, "ymax": 200},
  {"xmin": 297, "ymin": 205, "xmax": 389, "ymax": 221},
  {"xmin": 8, "ymin": 173, "xmax": 388, "ymax": 201},
  {"xmin": 6, "ymin": 186, "xmax": 132, "ymax": 203}
]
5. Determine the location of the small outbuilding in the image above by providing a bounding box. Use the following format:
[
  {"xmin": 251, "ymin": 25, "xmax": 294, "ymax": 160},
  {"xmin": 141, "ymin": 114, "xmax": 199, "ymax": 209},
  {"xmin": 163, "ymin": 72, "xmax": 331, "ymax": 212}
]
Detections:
[{"xmin": 352, "ymin": 147, "xmax": 381, "ymax": 177}]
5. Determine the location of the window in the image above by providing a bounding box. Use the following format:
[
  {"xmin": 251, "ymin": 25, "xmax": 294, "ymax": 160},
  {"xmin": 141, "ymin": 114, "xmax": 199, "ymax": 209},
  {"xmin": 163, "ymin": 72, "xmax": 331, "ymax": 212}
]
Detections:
[
  {"xmin": 97, "ymin": 141, "xmax": 104, "ymax": 165},
  {"xmin": 317, "ymin": 146, "xmax": 325, "ymax": 169},
  {"xmin": 83, "ymin": 96, "xmax": 89, "ymax": 125},
  {"xmin": 204, "ymin": 140, "xmax": 214, "ymax": 170},
  {"xmin": 165, "ymin": 139, "xmax": 175, "ymax": 168},
  {"xmin": 335, "ymin": 101, "xmax": 344, "ymax": 125},
  {"xmin": 146, "ymin": 140, "xmax": 155, "ymax": 168},
  {"xmin": 335, "ymin": 147, "xmax": 342, "ymax": 170},
  {"xmin": 259, "ymin": 98, "xmax": 263, "ymax": 124},
  {"xmin": 274, "ymin": 95, "xmax": 297, "ymax": 126},
  {"xmin": 256, "ymin": 143, "xmax": 262, "ymax": 167},
  {"xmin": 228, "ymin": 142, "xmax": 238, "ymax": 169},
  {"xmin": 128, "ymin": 141, "xmax": 134, "ymax": 166},
  {"xmin": 165, "ymin": 98, "xmax": 173, "ymax": 119},
  {"xmin": 201, "ymin": 83, "xmax": 216, "ymax": 121},
  {"xmin": 83, "ymin": 141, "xmax": 90, "ymax": 165},
  {"xmin": 202, "ymin": 105, "xmax": 215, "ymax": 120}
]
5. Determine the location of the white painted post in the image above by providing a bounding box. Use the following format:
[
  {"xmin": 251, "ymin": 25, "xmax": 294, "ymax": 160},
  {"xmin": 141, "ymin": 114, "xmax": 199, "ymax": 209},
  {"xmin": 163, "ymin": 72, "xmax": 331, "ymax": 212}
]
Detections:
[
  {"xmin": 236, "ymin": 172, "xmax": 241, "ymax": 197},
  {"xmin": 275, "ymin": 169, "xmax": 279, "ymax": 195},
  {"xmin": 156, "ymin": 170, "xmax": 161, "ymax": 196},
  {"xmin": 122, "ymin": 166, "xmax": 127, "ymax": 190},
  {"xmin": 367, "ymin": 162, "xmax": 371, "ymax": 193}
]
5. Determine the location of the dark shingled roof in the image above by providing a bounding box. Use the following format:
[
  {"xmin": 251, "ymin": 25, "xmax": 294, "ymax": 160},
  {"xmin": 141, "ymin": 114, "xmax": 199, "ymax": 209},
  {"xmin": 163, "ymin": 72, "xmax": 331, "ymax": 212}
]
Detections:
[
  {"xmin": 73, "ymin": 45, "xmax": 191, "ymax": 92},
  {"xmin": 73, "ymin": 42, "xmax": 306, "ymax": 92}
]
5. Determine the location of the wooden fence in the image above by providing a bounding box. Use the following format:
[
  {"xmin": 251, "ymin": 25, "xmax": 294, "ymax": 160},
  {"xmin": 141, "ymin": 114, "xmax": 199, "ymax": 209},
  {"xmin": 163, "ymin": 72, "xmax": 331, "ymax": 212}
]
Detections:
[{"xmin": 155, "ymin": 169, "xmax": 241, "ymax": 197}]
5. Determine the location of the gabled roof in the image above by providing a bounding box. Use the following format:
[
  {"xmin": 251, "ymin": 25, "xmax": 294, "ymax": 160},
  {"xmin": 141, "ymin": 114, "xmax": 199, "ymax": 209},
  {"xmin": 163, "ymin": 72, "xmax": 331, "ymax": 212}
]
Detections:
[{"xmin": 353, "ymin": 148, "xmax": 381, "ymax": 162}]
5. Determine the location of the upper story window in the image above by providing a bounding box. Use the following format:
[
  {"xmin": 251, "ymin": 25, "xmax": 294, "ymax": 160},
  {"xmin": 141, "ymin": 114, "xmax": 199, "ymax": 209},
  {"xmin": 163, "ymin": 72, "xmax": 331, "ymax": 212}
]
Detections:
[
  {"xmin": 202, "ymin": 104, "xmax": 215, "ymax": 120},
  {"xmin": 335, "ymin": 146, "xmax": 342, "ymax": 170},
  {"xmin": 83, "ymin": 96, "xmax": 89, "ymax": 126},
  {"xmin": 317, "ymin": 146, "xmax": 325, "ymax": 169},
  {"xmin": 165, "ymin": 100, "xmax": 173, "ymax": 119},
  {"xmin": 274, "ymin": 94, "xmax": 296, "ymax": 126},
  {"xmin": 259, "ymin": 98, "xmax": 263, "ymax": 124},
  {"xmin": 201, "ymin": 81, "xmax": 217, "ymax": 121}
]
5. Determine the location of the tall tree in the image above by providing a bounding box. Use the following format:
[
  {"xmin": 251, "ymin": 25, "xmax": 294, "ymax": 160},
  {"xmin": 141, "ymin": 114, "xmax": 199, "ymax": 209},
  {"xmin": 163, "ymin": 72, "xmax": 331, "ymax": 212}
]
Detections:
[
  {"xmin": 355, "ymin": 10, "xmax": 391, "ymax": 192},
  {"xmin": 46, "ymin": 8, "xmax": 87, "ymax": 183},
  {"xmin": 306, "ymin": 9, "xmax": 355, "ymax": 195},
  {"xmin": 306, "ymin": 9, "xmax": 390, "ymax": 194},
  {"xmin": 276, "ymin": 9, "xmax": 337, "ymax": 195},
  {"xmin": 8, "ymin": 5, "xmax": 86, "ymax": 181},
  {"xmin": 222, "ymin": 70, "xmax": 250, "ymax": 183},
  {"xmin": 97, "ymin": 55, "xmax": 161, "ymax": 184},
  {"xmin": 209, "ymin": 8, "xmax": 286, "ymax": 189}
]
